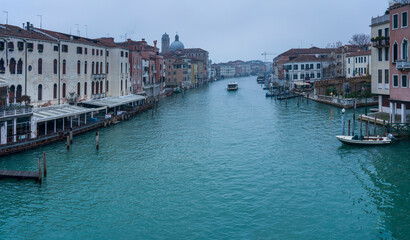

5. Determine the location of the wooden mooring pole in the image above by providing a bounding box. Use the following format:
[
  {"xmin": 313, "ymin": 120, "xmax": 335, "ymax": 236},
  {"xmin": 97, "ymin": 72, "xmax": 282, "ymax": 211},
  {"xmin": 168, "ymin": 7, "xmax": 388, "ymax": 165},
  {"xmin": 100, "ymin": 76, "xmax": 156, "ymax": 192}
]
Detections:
[
  {"xmin": 69, "ymin": 129, "xmax": 73, "ymax": 143},
  {"xmin": 367, "ymin": 119, "xmax": 370, "ymax": 136},
  {"xmin": 43, "ymin": 152, "xmax": 47, "ymax": 178},
  {"xmin": 38, "ymin": 157, "xmax": 42, "ymax": 185},
  {"xmin": 383, "ymin": 120, "xmax": 386, "ymax": 136},
  {"xmin": 66, "ymin": 135, "xmax": 70, "ymax": 150},
  {"xmin": 297, "ymin": 95, "xmax": 300, "ymax": 106},
  {"xmin": 348, "ymin": 120, "xmax": 351, "ymax": 136},
  {"xmin": 365, "ymin": 120, "xmax": 368, "ymax": 137},
  {"xmin": 374, "ymin": 116, "xmax": 377, "ymax": 135},
  {"xmin": 96, "ymin": 130, "xmax": 99, "ymax": 150},
  {"xmin": 307, "ymin": 94, "xmax": 309, "ymax": 104}
]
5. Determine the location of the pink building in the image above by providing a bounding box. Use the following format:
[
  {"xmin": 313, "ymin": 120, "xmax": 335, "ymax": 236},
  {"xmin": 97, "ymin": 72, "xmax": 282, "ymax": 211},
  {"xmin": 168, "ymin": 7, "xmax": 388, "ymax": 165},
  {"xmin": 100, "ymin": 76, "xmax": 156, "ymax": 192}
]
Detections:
[{"xmin": 389, "ymin": 3, "xmax": 410, "ymax": 123}]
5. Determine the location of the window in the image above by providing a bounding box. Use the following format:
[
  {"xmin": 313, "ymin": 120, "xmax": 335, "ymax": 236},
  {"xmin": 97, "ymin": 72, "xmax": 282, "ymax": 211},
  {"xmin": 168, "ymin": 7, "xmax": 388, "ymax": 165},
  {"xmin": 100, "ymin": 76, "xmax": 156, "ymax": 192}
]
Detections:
[
  {"xmin": 17, "ymin": 59, "xmax": 23, "ymax": 74},
  {"xmin": 96, "ymin": 62, "xmax": 99, "ymax": 74},
  {"xmin": 393, "ymin": 14, "xmax": 399, "ymax": 29},
  {"xmin": 378, "ymin": 70, "xmax": 383, "ymax": 84},
  {"xmin": 300, "ymin": 74, "xmax": 305, "ymax": 79},
  {"xmin": 385, "ymin": 27, "xmax": 389, "ymax": 37},
  {"xmin": 100, "ymin": 50, "xmax": 103, "ymax": 56},
  {"xmin": 92, "ymin": 49, "xmax": 95, "ymax": 55},
  {"xmin": 348, "ymin": 58, "xmax": 350, "ymax": 64},
  {"xmin": 92, "ymin": 62, "xmax": 95, "ymax": 74},
  {"xmin": 378, "ymin": 29, "xmax": 382, "ymax": 37},
  {"xmin": 77, "ymin": 47, "xmax": 82, "ymax": 54},
  {"xmin": 364, "ymin": 57, "xmax": 367, "ymax": 63},
  {"xmin": 38, "ymin": 84, "xmax": 42, "ymax": 101},
  {"xmin": 355, "ymin": 57, "xmax": 358, "ymax": 63},
  {"xmin": 106, "ymin": 80, "xmax": 109, "ymax": 92},
  {"xmin": 54, "ymin": 45, "xmax": 59, "ymax": 51},
  {"xmin": 62, "ymin": 83, "xmax": 66, "ymax": 97},
  {"xmin": 293, "ymin": 74, "xmax": 298, "ymax": 80},
  {"xmin": 77, "ymin": 60, "xmax": 81, "ymax": 74},
  {"xmin": 100, "ymin": 62, "xmax": 103, "ymax": 74},
  {"xmin": 0, "ymin": 42, "xmax": 4, "ymax": 51},
  {"xmin": 125, "ymin": 52, "xmax": 128, "ymax": 58},
  {"xmin": 53, "ymin": 84, "xmax": 57, "ymax": 99},
  {"xmin": 106, "ymin": 63, "xmax": 109, "ymax": 74},
  {"xmin": 7, "ymin": 42, "xmax": 14, "ymax": 51},
  {"xmin": 100, "ymin": 81, "xmax": 103, "ymax": 93},
  {"xmin": 348, "ymin": 68, "xmax": 350, "ymax": 74},
  {"xmin": 402, "ymin": 39, "xmax": 408, "ymax": 60},
  {"xmin": 77, "ymin": 82, "xmax": 81, "ymax": 95},
  {"xmin": 0, "ymin": 58, "xmax": 5, "ymax": 73},
  {"xmin": 84, "ymin": 61, "xmax": 87, "ymax": 74},
  {"xmin": 402, "ymin": 12, "xmax": 408, "ymax": 28},
  {"xmin": 63, "ymin": 60, "xmax": 66, "ymax": 74},
  {"xmin": 301, "ymin": 64, "xmax": 304, "ymax": 70},
  {"xmin": 106, "ymin": 50, "xmax": 109, "ymax": 56},
  {"xmin": 310, "ymin": 64, "xmax": 313, "ymax": 69},
  {"xmin": 385, "ymin": 69, "xmax": 389, "ymax": 84},
  {"xmin": 9, "ymin": 85, "xmax": 15, "ymax": 103},
  {"xmin": 294, "ymin": 65, "xmax": 298, "ymax": 70},
  {"xmin": 310, "ymin": 73, "xmax": 314, "ymax": 78},
  {"xmin": 121, "ymin": 51, "xmax": 124, "ymax": 57},
  {"xmin": 305, "ymin": 64, "xmax": 309, "ymax": 69},
  {"xmin": 317, "ymin": 63, "xmax": 321, "ymax": 69},
  {"xmin": 17, "ymin": 41, "xmax": 24, "ymax": 51},
  {"xmin": 38, "ymin": 44, "xmax": 43, "ymax": 52},
  {"xmin": 393, "ymin": 42, "xmax": 398, "ymax": 62},
  {"xmin": 84, "ymin": 48, "xmax": 88, "ymax": 55},
  {"xmin": 53, "ymin": 59, "xmax": 58, "ymax": 74},
  {"xmin": 393, "ymin": 75, "xmax": 399, "ymax": 87},
  {"xmin": 121, "ymin": 63, "xmax": 123, "ymax": 73},
  {"xmin": 96, "ymin": 81, "xmax": 99, "ymax": 94},
  {"xmin": 16, "ymin": 85, "xmax": 22, "ymax": 99},
  {"xmin": 38, "ymin": 58, "xmax": 42, "ymax": 74},
  {"xmin": 402, "ymin": 75, "xmax": 408, "ymax": 88},
  {"xmin": 92, "ymin": 82, "xmax": 95, "ymax": 95},
  {"xmin": 62, "ymin": 45, "xmax": 68, "ymax": 52},
  {"xmin": 84, "ymin": 82, "xmax": 87, "ymax": 95},
  {"xmin": 385, "ymin": 47, "xmax": 389, "ymax": 61},
  {"xmin": 121, "ymin": 80, "xmax": 123, "ymax": 91}
]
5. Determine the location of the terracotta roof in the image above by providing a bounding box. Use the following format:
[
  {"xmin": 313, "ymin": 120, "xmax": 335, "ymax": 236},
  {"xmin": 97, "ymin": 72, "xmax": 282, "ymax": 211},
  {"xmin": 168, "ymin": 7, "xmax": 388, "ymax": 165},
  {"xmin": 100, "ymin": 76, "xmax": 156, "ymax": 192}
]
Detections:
[
  {"xmin": 0, "ymin": 24, "xmax": 56, "ymax": 42},
  {"xmin": 347, "ymin": 50, "xmax": 371, "ymax": 57},
  {"xmin": 279, "ymin": 47, "xmax": 336, "ymax": 57},
  {"xmin": 181, "ymin": 48, "xmax": 208, "ymax": 53},
  {"xmin": 286, "ymin": 55, "xmax": 329, "ymax": 63}
]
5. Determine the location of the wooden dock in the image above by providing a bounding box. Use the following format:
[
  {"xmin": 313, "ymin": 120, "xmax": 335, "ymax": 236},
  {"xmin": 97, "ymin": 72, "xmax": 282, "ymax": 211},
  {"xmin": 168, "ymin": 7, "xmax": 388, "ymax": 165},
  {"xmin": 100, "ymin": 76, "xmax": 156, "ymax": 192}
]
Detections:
[{"xmin": 0, "ymin": 169, "xmax": 40, "ymax": 181}]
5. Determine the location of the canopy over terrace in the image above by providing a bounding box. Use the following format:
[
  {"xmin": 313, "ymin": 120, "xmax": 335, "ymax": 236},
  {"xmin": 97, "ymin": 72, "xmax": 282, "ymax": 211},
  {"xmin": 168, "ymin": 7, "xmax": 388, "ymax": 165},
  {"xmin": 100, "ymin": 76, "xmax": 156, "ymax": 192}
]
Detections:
[
  {"xmin": 79, "ymin": 94, "xmax": 146, "ymax": 114},
  {"xmin": 32, "ymin": 104, "xmax": 106, "ymax": 137}
]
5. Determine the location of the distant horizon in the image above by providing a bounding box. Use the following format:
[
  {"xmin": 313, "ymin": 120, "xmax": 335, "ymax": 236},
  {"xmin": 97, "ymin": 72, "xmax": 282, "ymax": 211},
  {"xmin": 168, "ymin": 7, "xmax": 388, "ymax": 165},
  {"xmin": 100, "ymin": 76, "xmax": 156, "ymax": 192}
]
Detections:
[{"xmin": 2, "ymin": 0, "xmax": 389, "ymax": 63}]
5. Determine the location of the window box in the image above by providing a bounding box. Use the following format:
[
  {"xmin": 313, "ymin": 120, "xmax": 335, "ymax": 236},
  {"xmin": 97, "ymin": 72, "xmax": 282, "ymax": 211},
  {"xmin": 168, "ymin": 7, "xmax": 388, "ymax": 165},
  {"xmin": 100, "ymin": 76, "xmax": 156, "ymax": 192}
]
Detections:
[
  {"xmin": 18, "ymin": 47, "xmax": 24, "ymax": 51},
  {"xmin": 8, "ymin": 48, "xmax": 14, "ymax": 51},
  {"xmin": 28, "ymin": 48, "xmax": 33, "ymax": 52},
  {"xmin": 0, "ymin": 70, "xmax": 5, "ymax": 74},
  {"xmin": 38, "ymin": 49, "xmax": 43, "ymax": 53}
]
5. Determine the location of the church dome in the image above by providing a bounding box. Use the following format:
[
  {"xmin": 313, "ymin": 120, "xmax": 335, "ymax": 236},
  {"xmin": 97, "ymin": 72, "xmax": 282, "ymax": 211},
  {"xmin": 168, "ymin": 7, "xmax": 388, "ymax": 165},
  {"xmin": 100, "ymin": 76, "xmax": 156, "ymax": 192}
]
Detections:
[{"xmin": 169, "ymin": 34, "xmax": 184, "ymax": 51}]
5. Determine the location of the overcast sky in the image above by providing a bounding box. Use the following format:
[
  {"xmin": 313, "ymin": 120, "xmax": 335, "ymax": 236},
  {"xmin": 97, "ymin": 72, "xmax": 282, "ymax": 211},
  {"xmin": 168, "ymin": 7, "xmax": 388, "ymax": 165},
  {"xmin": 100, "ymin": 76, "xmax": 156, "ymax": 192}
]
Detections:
[{"xmin": 2, "ymin": 0, "xmax": 389, "ymax": 63}]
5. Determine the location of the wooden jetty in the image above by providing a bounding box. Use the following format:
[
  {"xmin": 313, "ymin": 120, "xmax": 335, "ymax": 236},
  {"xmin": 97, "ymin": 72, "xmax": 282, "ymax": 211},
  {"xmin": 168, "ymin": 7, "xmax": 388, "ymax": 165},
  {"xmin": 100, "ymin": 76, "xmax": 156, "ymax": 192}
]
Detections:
[{"xmin": 0, "ymin": 170, "xmax": 39, "ymax": 181}]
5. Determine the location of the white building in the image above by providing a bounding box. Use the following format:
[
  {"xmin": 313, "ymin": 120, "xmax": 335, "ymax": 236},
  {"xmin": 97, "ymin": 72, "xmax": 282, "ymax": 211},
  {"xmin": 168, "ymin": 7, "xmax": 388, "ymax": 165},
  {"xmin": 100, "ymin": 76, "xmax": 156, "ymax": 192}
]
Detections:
[
  {"xmin": 370, "ymin": 14, "xmax": 390, "ymax": 113},
  {"xmin": 220, "ymin": 65, "xmax": 236, "ymax": 78},
  {"xmin": 0, "ymin": 22, "xmax": 130, "ymax": 108},
  {"xmin": 283, "ymin": 55, "xmax": 329, "ymax": 88},
  {"xmin": 345, "ymin": 50, "xmax": 371, "ymax": 78}
]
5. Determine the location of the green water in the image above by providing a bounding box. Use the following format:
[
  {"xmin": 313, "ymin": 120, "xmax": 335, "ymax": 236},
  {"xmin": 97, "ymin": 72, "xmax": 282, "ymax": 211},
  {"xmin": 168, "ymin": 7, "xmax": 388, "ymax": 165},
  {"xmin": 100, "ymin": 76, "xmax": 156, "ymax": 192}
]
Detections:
[{"xmin": 0, "ymin": 76, "xmax": 409, "ymax": 239}]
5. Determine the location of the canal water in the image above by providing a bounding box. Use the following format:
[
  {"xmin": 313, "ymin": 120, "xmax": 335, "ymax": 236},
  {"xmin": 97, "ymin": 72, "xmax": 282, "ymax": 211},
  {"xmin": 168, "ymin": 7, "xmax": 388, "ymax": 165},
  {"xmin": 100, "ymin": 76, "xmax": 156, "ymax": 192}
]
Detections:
[{"xmin": 0, "ymin": 76, "xmax": 409, "ymax": 239}]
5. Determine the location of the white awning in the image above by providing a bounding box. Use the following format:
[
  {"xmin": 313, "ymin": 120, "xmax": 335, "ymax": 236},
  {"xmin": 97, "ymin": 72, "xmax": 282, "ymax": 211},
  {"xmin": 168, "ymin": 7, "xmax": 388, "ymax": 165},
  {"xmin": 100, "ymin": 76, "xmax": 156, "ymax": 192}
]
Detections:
[
  {"xmin": 33, "ymin": 105, "xmax": 106, "ymax": 122},
  {"xmin": 80, "ymin": 94, "xmax": 146, "ymax": 108}
]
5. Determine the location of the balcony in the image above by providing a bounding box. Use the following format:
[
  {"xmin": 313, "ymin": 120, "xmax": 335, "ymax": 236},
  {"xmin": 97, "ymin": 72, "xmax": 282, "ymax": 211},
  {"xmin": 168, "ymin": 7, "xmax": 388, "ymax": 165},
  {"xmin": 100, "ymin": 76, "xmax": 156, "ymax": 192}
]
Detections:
[
  {"xmin": 92, "ymin": 93, "xmax": 106, "ymax": 100},
  {"xmin": 371, "ymin": 37, "xmax": 390, "ymax": 48},
  {"xmin": 396, "ymin": 60, "xmax": 410, "ymax": 71},
  {"xmin": 92, "ymin": 74, "xmax": 106, "ymax": 80}
]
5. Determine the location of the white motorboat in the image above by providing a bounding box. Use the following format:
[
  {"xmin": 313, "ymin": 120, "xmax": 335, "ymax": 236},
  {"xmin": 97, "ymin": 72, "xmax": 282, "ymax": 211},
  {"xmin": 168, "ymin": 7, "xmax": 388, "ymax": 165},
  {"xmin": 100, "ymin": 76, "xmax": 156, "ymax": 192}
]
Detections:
[
  {"xmin": 227, "ymin": 82, "xmax": 238, "ymax": 91},
  {"xmin": 336, "ymin": 135, "xmax": 392, "ymax": 146}
]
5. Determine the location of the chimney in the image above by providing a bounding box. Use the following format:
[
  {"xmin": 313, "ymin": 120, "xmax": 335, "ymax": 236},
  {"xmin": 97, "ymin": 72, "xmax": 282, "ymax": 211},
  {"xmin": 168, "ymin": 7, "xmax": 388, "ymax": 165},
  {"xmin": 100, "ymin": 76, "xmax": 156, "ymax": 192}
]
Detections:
[
  {"xmin": 141, "ymin": 38, "xmax": 145, "ymax": 42},
  {"xmin": 26, "ymin": 22, "xmax": 30, "ymax": 30},
  {"xmin": 153, "ymin": 40, "xmax": 157, "ymax": 48},
  {"xmin": 22, "ymin": 23, "xmax": 25, "ymax": 29}
]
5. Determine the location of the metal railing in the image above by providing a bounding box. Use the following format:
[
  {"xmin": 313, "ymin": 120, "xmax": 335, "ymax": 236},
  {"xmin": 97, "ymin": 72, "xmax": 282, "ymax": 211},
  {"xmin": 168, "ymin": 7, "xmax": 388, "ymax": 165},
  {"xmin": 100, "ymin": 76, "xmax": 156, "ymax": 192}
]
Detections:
[
  {"xmin": 0, "ymin": 106, "xmax": 33, "ymax": 118},
  {"xmin": 386, "ymin": 123, "xmax": 410, "ymax": 136},
  {"xmin": 371, "ymin": 14, "xmax": 389, "ymax": 26},
  {"xmin": 396, "ymin": 60, "xmax": 410, "ymax": 70}
]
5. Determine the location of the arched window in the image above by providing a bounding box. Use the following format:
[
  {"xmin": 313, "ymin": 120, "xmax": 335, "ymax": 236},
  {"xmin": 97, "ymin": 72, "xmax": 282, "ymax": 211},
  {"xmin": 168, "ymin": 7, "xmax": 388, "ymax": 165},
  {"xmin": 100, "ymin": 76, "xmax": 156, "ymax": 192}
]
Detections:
[
  {"xmin": 106, "ymin": 80, "xmax": 109, "ymax": 92},
  {"xmin": 92, "ymin": 82, "xmax": 95, "ymax": 95},
  {"xmin": 121, "ymin": 80, "xmax": 123, "ymax": 91},
  {"xmin": 38, "ymin": 58, "xmax": 42, "ymax": 74},
  {"xmin": 84, "ymin": 61, "xmax": 87, "ymax": 74},
  {"xmin": 53, "ymin": 84, "xmax": 57, "ymax": 99},
  {"xmin": 106, "ymin": 62, "xmax": 109, "ymax": 74},
  {"xmin": 125, "ymin": 80, "xmax": 127, "ymax": 89},
  {"xmin": 62, "ymin": 83, "xmax": 66, "ymax": 98},
  {"xmin": 17, "ymin": 59, "xmax": 23, "ymax": 74},
  {"xmin": 53, "ymin": 59, "xmax": 58, "ymax": 74},
  {"xmin": 96, "ymin": 62, "xmax": 99, "ymax": 74},
  {"xmin": 100, "ymin": 62, "xmax": 103, "ymax": 74},
  {"xmin": 393, "ymin": 42, "xmax": 398, "ymax": 62},
  {"xmin": 9, "ymin": 58, "xmax": 16, "ymax": 74},
  {"xmin": 100, "ymin": 81, "xmax": 103, "ymax": 93},
  {"xmin": 121, "ymin": 63, "xmax": 123, "ymax": 73},
  {"xmin": 402, "ymin": 39, "xmax": 408, "ymax": 60},
  {"xmin": 77, "ymin": 82, "xmax": 81, "ymax": 95},
  {"xmin": 77, "ymin": 60, "xmax": 81, "ymax": 74},
  {"xmin": 0, "ymin": 58, "xmax": 5, "ymax": 73},
  {"xmin": 92, "ymin": 62, "xmax": 94, "ymax": 74},
  {"xmin": 84, "ymin": 82, "xmax": 87, "ymax": 95},
  {"xmin": 9, "ymin": 85, "xmax": 15, "ymax": 103},
  {"xmin": 38, "ymin": 84, "xmax": 42, "ymax": 101},
  {"xmin": 63, "ymin": 59, "xmax": 66, "ymax": 74},
  {"xmin": 16, "ymin": 85, "xmax": 22, "ymax": 99},
  {"xmin": 96, "ymin": 81, "xmax": 99, "ymax": 94}
]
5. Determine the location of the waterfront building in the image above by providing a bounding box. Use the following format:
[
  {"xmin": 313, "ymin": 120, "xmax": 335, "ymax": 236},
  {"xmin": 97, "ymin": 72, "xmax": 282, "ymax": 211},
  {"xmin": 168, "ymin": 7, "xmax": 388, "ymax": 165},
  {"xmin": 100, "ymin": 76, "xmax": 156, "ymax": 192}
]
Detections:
[
  {"xmin": 283, "ymin": 55, "xmax": 329, "ymax": 88},
  {"xmin": 118, "ymin": 39, "xmax": 165, "ymax": 98},
  {"xmin": 220, "ymin": 65, "xmax": 236, "ymax": 78},
  {"xmin": 389, "ymin": 2, "xmax": 410, "ymax": 123},
  {"xmin": 370, "ymin": 14, "xmax": 391, "ymax": 113},
  {"xmin": 345, "ymin": 50, "xmax": 371, "ymax": 78},
  {"xmin": 0, "ymin": 23, "xmax": 131, "ymax": 107}
]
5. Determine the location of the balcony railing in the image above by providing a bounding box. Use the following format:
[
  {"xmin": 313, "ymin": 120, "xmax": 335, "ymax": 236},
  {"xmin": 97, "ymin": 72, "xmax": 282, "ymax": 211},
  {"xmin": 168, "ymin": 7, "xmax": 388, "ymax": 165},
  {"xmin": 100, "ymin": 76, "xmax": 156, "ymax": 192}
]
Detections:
[
  {"xmin": 371, "ymin": 37, "xmax": 390, "ymax": 48},
  {"xmin": 396, "ymin": 60, "xmax": 410, "ymax": 70},
  {"xmin": 92, "ymin": 74, "xmax": 106, "ymax": 80},
  {"xmin": 0, "ymin": 106, "xmax": 33, "ymax": 118}
]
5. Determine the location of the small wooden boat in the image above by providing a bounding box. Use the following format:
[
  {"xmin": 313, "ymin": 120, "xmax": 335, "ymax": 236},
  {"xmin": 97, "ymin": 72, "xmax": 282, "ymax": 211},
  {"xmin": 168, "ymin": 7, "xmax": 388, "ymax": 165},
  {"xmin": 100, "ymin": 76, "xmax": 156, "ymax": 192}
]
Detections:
[
  {"xmin": 227, "ymin": 82, "xmax": 238, "ymax": 91},
  {"xmin": 336, "ymin": 135, "xmax": 391, "ymax": 146}
]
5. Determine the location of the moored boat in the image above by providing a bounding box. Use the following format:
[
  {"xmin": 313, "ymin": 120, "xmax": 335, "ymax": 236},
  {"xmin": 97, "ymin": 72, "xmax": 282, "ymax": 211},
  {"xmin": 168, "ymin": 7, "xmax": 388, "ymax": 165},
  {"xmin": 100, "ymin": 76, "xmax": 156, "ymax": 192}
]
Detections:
[
  {"xmin": 227, "ymin": 82, "xmax": 238, "ymax": 91},
  {"xmin": 336, "ymin": 135, "xmax": 392, "ymax": 146}
]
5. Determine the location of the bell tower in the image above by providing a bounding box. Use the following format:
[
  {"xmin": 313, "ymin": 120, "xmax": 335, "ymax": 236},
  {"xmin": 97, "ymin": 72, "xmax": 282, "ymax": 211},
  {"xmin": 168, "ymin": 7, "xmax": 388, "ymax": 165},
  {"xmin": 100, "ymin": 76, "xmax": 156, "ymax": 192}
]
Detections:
[{"xmin": 161, "ymin": 33, "xmax": 170, "ymax": 53}]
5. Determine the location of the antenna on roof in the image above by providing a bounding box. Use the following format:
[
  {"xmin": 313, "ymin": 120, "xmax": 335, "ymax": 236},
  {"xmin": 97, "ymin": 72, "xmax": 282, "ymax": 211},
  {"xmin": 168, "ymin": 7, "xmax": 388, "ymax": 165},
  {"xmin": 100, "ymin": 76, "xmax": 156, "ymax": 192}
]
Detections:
[
  {"xmin": 84, "ymin": 24, "xmax": 88, "ymax": 38},
  {"xmin": 2, "ymin": 11, "xmax": 8, "ymax": 25},
  {"xmin": 36, "ymin": 14, "xmax": 42, "ymax": 29},
  {"xmin": 75, "ymin": 24, "xmax": 80, "ymax": 36}
]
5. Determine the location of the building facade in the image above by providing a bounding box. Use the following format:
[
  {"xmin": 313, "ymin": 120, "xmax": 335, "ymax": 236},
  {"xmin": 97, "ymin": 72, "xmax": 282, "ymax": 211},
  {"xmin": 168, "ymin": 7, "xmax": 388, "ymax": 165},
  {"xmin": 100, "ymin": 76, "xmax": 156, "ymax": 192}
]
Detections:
[{"xmin": 345, "ymin": 51, "xmax": 371, "ymax": 78}]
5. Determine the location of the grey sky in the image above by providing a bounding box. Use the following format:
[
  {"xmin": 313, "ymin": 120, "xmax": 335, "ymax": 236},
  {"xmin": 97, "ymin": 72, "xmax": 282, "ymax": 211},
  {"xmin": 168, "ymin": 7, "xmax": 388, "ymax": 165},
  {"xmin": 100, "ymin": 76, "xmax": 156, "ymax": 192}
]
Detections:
[{"xmin": 2, "ymin": 0, "xmax": 388, "ymax": 63}]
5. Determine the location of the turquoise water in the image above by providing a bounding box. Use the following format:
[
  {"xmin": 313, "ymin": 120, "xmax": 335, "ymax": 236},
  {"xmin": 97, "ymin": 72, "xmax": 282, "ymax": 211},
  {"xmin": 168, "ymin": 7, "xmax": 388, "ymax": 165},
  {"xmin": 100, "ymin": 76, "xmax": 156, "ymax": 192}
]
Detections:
[{"xmin": 0, "ymin": 76, "xmax": 409, "ymax": 239}]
